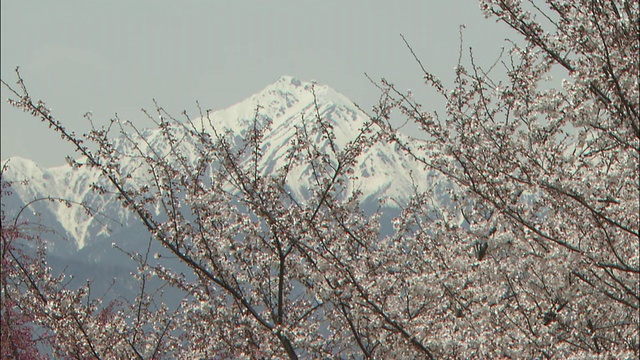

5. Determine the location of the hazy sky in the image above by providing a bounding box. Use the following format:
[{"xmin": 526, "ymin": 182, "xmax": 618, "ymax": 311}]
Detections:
[{"xmin": 1, "ymin": 1, "xmax": 509, "ymax": 168}]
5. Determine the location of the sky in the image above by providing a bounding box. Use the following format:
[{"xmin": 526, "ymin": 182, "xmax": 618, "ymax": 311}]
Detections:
[{"xmin": 1, "ymin": 1, "xmax": 509, "ymax": 168}]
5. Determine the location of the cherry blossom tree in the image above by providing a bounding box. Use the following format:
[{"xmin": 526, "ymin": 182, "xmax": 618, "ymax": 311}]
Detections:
[
  {"xmin": 1, "ymin": 165, "xmax": 183, "ymax": 359},
  {"xmin": 1, "ymin": 0, "xmax": 637, "ymax": 358},
  {"xmin": 370, "ymin": 0, "xmax": 638, "ymax": 357},
  {"xmin": 1, "ymin": 169, "xmax": 46, "ymax": 359}
]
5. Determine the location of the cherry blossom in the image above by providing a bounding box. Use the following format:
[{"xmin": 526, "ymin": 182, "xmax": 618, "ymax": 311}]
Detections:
[{"xmin": 1, "ymin": 1, "xmax": 637, "ymax": 358}]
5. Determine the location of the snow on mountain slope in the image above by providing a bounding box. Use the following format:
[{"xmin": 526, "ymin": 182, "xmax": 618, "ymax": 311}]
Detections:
[
  {"xmin": 2, "ymin": 76, "xmax": 433, "ymax": 250},
  {"xmin": 2, "ymin": 156, "xmax": 111, "ymax": 249},
  {"xmin": 199, "ymin": 75, "xmax": 427, "ymax": 201}
]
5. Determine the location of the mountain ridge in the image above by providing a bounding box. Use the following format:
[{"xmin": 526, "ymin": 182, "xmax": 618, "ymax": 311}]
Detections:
[{"xmin": 2, "ymin": 76, "xmax": 432, "ymax": 250}]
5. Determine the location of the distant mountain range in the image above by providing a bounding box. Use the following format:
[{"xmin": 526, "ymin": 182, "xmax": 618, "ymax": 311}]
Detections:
[{"xmin": 2, "ymin": 76, "xmax": 438, "ymax": 254}]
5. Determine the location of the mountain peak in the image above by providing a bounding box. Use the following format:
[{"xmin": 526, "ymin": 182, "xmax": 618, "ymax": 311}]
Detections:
[
  {"xmin": 2, "ymin": 156, "xmax": 44, "ymax": 178},
  {"xmin": 260, "ymin": 75, "xmax": 316, "ymax": 98},
  {"xmin": 275, "ymin": 75, "xmax": 304, "ymax": 88},
  {"xmin": 206, "ymin": 76, "xmax": 356, "ymax": 136},
  {"xmin": 263, "ymin": 76, "xmax": 354, "ymax": 111}
]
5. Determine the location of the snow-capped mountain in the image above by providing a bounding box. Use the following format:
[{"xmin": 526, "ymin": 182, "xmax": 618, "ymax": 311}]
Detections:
[{"xmin": 2, "ymin": 76, "xmax": 432, "ymax": 251}]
